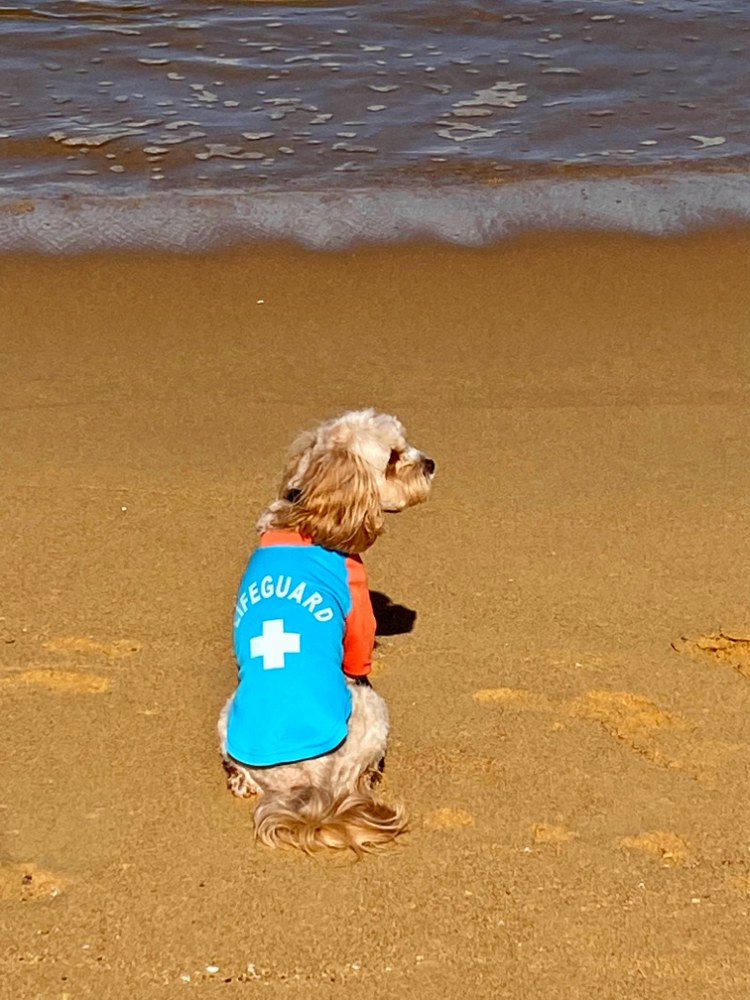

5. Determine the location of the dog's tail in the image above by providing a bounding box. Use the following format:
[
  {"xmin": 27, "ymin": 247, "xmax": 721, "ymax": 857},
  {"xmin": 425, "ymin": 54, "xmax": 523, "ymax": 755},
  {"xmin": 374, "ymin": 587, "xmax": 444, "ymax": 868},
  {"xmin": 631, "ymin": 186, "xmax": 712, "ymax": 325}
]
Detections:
[{"xmin": 253, "ymin": 785, "xmax": 407, "ymax": 857}]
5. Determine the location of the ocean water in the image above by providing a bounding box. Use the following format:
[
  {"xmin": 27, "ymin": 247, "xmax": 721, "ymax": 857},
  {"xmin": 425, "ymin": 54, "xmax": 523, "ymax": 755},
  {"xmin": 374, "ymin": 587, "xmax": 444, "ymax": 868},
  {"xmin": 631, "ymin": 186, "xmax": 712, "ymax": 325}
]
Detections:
[{"xmin": 1, "ymin": 0, "xmax": 749, "ymax": 250}]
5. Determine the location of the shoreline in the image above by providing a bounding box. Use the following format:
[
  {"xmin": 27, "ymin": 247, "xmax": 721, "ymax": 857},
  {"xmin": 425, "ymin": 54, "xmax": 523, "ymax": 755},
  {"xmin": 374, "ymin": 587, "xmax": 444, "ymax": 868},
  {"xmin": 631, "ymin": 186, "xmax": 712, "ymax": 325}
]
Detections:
[{"xmin": 2, "ymin": 168, "xmax": 750, "ymax": 253}]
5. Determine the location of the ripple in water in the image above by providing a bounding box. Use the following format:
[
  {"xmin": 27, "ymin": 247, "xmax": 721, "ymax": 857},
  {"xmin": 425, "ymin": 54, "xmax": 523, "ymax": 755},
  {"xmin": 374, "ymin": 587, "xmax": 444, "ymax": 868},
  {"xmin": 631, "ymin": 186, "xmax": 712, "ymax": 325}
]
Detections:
[{"xmin": 1, "ymin": 0, "xmax": 749, "ymax": 249}]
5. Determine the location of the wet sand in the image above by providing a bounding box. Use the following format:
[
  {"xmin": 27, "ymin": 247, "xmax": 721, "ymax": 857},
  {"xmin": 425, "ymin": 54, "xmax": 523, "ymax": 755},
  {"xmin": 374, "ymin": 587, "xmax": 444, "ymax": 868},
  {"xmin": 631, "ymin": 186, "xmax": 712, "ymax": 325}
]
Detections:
[{"xmin": 2, "ymin": 231, "xmax": 750, "ymax": 997}]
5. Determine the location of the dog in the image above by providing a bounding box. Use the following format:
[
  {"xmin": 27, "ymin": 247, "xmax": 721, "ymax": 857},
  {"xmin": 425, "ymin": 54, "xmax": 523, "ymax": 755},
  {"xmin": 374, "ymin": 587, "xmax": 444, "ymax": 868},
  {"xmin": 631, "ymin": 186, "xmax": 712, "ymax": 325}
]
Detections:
[{"xmin": 218, "ymin": 409, "xmax": 434, "ymax": 855}]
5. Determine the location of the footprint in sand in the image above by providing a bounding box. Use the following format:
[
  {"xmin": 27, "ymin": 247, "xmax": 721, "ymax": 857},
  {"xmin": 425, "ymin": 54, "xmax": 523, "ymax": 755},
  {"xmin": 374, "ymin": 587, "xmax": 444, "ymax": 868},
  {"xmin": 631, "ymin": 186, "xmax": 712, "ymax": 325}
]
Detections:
[
  {"xmin": 424, "ymin": 807, "xmax": 476, "ymax": 831},
  {"xmin": 672, "ymin": 632, "xmax": 750, "ymax": 679},
  {"xmin": 567, "ymin": 689, "xmax": 691, "ymax": 770},
  {"xmin": 474, "ymin": 686, "xmax": 735, "ymax": 779},
  {"xmin": 0, "ymin": 862, "xmax": 68, "ymax": 902},
  {"xmin": 42, "ymin": 635, "xmax": 141, "ymax": 659},
  {"xmin": 1, "ymin": 634, "xmax": 140, "ymax": 694},
  {"xmin": 406, "ymin": 745, "xmax": 504, "ymax": 780},
  {"xmin": 530, "ymin": 822, "xmax": 578, "ymax": 846},
  {"xmin": 725, "ymin": 869, "xmax": 750, "ymax": 897},
  {"xmin": 474, "ymin": 688, "xmax": 553, "ymax": 711},
  {"xmin": 619, "ymin": 831, "xmax": 691, "ymax": 867},
  {"xmin": 0, "ymin": 669, "xmax": 110, "ymax": 693}
]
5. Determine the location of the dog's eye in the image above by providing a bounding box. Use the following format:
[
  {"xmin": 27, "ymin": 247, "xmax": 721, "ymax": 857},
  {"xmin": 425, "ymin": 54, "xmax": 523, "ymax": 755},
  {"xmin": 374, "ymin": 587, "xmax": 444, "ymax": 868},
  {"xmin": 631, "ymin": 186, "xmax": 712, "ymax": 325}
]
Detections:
[{"xmin": 388, "ymin": 449, "xmax": 400, "ymax": 466}]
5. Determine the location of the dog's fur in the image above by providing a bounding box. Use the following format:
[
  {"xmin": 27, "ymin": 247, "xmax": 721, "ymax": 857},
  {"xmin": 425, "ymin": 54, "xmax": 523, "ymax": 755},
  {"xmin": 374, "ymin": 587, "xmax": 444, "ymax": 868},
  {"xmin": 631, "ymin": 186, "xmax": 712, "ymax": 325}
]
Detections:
[{"xmin": 218, "ymin": 409, "xmax": 434, "ymax": 856}]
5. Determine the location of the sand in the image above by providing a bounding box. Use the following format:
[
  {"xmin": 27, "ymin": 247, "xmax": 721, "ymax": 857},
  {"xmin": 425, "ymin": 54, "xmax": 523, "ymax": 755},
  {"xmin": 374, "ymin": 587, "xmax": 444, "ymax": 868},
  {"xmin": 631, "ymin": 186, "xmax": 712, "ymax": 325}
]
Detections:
[{"xmin": 1, "ymin": 231, "xmax": 750, "ymax": 998}]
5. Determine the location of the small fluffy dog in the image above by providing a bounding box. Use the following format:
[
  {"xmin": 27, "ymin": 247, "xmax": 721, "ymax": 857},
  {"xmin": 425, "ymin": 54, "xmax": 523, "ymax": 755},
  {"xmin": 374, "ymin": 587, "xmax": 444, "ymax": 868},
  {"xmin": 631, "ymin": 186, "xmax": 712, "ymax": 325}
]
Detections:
[{"xmin": 218, "ymin": 409, "xmax": 434, "ymax": 855}]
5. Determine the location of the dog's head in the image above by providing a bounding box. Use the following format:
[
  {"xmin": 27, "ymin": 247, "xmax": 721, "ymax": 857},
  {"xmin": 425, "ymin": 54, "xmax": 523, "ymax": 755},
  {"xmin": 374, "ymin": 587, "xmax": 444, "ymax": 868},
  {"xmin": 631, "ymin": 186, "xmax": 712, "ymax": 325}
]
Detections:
[{"xmin": 257, "ymin": 409, "xmax": 435, "ymax": 554}]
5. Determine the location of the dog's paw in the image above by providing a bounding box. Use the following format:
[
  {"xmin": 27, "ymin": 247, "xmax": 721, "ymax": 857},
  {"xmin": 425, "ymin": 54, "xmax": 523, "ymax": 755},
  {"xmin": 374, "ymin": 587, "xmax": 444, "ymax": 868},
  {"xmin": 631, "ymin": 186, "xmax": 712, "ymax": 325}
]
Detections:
[
  {"xmin": 362, "ymin": 757, "xmax": 386, "ymax": 790},
  {"xmin": 0, "ymin": 862, "xmax": 69, "ymax": 902},
  {"xmin": 223, "ymin": 760, "xmax": 259, "ymax": 798},
  {"xmin": 228, "ymin": 774, "xmax": 257, "ymax": 798}
]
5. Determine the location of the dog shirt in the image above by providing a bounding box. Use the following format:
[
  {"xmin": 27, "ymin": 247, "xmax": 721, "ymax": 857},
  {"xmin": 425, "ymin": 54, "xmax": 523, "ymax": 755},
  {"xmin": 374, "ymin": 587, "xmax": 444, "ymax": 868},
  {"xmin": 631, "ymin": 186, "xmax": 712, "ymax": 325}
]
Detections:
[{"xmin": 225, "ymin": 531, "xmax": 376, "ymax": 767}]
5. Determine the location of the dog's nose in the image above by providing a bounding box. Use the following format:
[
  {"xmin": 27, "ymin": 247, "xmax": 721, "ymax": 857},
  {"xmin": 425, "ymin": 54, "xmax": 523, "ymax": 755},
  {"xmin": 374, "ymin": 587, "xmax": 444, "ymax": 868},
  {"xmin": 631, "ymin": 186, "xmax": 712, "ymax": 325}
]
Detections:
[{"xmin": 423, "ymin": 457, "xmax": 436, "ymax": 476}]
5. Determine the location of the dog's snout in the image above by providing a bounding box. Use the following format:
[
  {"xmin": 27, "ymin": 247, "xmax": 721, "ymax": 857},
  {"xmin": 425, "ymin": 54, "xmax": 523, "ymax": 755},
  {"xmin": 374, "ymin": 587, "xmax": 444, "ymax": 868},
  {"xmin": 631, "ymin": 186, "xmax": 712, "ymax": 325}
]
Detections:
[{"xmin": 423, "ymin": 456, "xmax": 436, "ymax": 476}]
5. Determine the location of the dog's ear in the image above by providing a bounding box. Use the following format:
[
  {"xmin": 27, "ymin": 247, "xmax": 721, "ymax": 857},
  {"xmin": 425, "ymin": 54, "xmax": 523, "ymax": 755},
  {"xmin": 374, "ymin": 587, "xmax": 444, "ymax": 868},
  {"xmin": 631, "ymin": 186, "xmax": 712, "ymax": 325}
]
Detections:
[
  {"xmin": 277, "ymin": 429, "xmax": 316, "ymax": 496},
  {"xmin": 291, "ymin": 446, "xmax": 384, "ymax": 554}
]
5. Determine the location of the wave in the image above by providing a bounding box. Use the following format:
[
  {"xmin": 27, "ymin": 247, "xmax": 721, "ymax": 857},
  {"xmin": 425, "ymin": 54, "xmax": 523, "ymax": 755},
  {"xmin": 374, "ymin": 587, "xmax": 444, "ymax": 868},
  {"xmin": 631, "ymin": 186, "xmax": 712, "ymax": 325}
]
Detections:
[{"xmin": 2, "ymin": 170, "xmax": 750, "ymax": 253}]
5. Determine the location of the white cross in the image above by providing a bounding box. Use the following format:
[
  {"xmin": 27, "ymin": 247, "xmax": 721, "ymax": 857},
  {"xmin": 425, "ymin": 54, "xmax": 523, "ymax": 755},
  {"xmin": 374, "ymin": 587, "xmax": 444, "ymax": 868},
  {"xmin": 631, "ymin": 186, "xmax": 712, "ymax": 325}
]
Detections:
[{"xmin": 250, "ymin": 619, "xmax": 300, "ymax": 670}]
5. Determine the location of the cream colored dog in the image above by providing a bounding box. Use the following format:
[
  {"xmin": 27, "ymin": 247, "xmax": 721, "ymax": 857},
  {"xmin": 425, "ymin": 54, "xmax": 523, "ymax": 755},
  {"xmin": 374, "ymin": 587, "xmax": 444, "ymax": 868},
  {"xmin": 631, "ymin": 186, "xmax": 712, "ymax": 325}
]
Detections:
[{"xmin": 218, "ymin": 409, "xmax": 434, "ymax": 855}]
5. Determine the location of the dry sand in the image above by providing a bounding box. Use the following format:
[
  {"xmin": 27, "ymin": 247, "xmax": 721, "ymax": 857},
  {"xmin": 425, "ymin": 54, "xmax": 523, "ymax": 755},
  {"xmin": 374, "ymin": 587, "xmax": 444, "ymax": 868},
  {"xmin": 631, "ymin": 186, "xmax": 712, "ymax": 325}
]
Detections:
[{"xmin": 1, "ymin": 231, "xmax": 750, "ymax": 998}]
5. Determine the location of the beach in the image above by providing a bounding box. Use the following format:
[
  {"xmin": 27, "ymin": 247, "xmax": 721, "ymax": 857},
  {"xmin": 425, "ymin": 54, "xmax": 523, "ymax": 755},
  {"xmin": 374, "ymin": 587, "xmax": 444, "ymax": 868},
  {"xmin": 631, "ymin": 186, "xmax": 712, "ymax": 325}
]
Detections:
[{"xmin": 2, "ymin": 230, "xmax": 750, "ymax": 997}]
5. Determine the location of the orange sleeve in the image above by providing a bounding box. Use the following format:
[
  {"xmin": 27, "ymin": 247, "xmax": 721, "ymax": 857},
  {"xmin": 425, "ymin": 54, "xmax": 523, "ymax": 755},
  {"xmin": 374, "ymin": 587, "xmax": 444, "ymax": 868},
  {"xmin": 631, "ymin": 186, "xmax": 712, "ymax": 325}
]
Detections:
[{"xmin": 342, "ymin": 555, "xmax": 376, "ymax": 677}]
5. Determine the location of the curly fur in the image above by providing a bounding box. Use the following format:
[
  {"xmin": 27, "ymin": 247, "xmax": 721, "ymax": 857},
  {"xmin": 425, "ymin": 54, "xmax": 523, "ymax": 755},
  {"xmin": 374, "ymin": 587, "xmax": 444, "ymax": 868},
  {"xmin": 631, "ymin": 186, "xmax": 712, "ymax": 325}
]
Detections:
[
  {"xmin": 254, "ymin": 789, "xmax": 406, "ymax": 856},
  {"xmin": 256, "ymin": 409, "xmax": 434, "ymax": 553},
  {"xmin": 219, "ymin": 409, "xmax": 434, "ymax": 855}
]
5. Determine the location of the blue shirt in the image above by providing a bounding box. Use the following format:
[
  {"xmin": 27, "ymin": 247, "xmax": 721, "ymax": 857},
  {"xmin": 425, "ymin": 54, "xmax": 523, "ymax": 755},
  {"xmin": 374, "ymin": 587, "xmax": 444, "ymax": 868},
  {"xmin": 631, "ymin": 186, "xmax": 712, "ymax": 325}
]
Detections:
[{"xmin": 226, "ymin": 532, "xmax": 375, "ymax": 766}]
